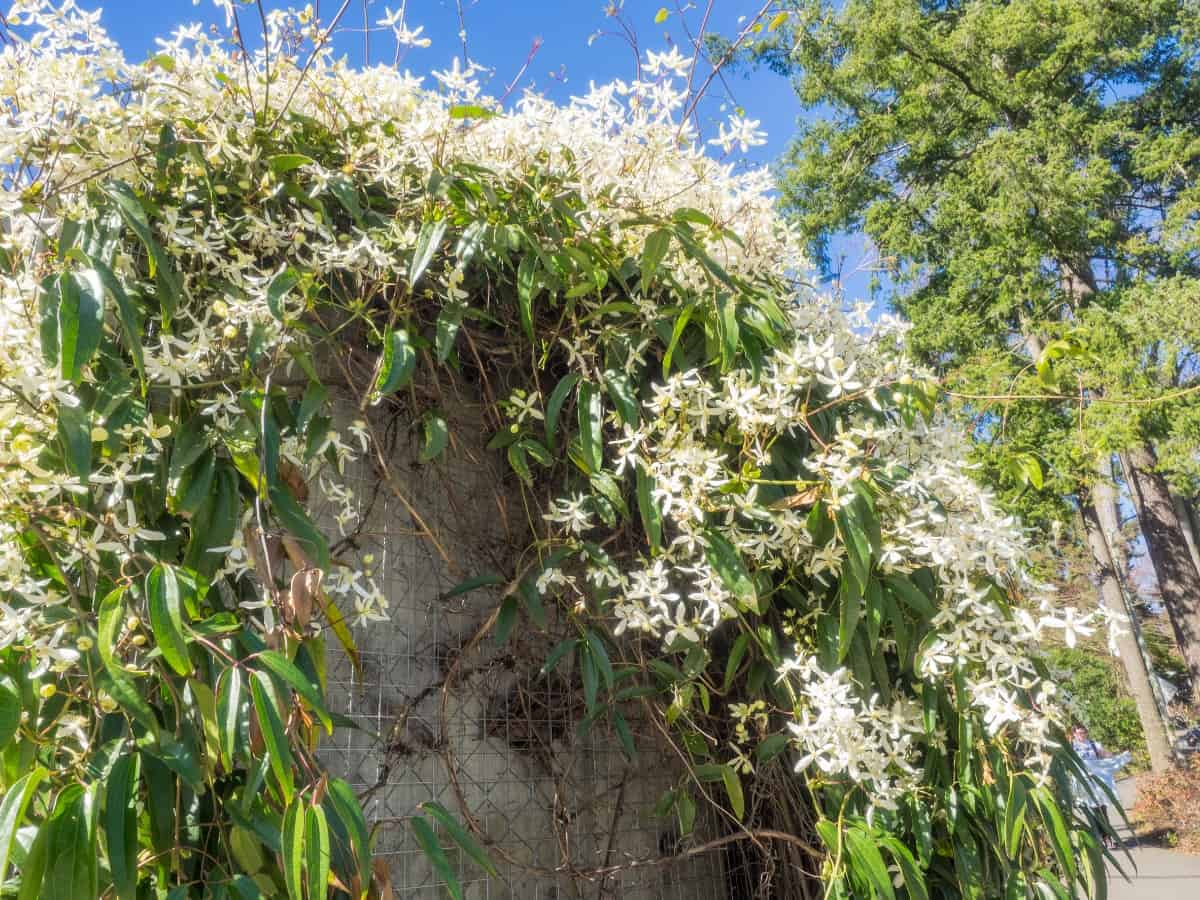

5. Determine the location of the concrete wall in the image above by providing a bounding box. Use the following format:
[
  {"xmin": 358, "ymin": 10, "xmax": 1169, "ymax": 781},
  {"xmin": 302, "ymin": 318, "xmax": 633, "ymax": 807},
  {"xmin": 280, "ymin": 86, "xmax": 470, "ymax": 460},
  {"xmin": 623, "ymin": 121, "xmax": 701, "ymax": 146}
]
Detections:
[{"xmin": 315, "ymin": 386, "xmax": 726, "ymax": 899}]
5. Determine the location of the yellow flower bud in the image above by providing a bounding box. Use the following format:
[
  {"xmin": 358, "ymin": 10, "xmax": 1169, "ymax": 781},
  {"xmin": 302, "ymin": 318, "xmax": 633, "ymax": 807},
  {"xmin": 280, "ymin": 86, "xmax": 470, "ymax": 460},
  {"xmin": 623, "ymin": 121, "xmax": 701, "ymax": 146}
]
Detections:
[{"xmin": 39, "ymin": 683, "xmax": 57, "ymax": 699}]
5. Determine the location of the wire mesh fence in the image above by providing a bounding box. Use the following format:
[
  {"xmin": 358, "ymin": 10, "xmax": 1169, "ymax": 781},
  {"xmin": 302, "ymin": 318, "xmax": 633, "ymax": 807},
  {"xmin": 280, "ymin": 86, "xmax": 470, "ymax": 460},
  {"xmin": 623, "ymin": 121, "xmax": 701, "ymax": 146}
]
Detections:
[{"xmin": 314, "ymin": 389, "xmax": 730, "ymax": 899}]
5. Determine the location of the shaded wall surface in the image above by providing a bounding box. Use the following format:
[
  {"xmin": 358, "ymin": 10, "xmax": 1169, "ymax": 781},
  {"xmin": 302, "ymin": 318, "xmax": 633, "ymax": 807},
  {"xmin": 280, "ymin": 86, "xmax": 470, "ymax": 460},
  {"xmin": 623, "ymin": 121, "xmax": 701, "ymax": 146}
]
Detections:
[{"xmin": 315, "ymin": 389, "xmax": 727, "ymax": 898}]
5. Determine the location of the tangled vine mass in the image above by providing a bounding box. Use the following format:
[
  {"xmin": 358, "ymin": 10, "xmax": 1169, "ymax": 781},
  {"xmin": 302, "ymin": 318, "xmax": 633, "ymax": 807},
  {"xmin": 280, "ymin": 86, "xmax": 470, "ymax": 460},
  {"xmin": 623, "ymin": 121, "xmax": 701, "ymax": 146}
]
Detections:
[{"xmin": 0, "ymin": 2, "xmax": 1121, "ymax": 898}]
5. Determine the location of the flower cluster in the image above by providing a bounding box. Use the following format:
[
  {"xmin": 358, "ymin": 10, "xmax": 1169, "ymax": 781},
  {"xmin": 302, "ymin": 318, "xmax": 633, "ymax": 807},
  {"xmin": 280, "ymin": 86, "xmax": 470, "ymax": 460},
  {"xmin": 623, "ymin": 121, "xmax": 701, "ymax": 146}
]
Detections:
[{"xmin": 0, "ymin": 4, "xmax": 1106, "ymax": 894}]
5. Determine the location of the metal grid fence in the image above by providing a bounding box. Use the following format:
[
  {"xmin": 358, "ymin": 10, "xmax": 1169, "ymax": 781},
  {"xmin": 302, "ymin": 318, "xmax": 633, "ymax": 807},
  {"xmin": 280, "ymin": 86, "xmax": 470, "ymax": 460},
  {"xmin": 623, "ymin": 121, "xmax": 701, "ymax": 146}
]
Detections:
[{"xmin": 314, "ymin": 392, "xmax": 729, "ymax": 899}]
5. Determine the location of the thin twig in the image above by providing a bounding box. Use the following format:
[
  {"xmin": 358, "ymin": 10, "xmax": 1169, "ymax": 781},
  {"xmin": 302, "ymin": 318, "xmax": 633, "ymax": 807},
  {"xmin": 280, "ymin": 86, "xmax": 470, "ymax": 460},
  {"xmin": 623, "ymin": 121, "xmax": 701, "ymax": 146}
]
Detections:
[{"xmin": 268, "ymin": 0, "xmax": 354, "ymax": 132}]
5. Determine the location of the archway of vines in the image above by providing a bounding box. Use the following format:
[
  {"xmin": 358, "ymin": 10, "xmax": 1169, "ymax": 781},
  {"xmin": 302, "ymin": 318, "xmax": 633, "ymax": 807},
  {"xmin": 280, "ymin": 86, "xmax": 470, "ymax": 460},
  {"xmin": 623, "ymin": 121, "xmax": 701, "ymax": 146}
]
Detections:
[{"xmin": 0, "ymin": 3, "xmax": 1123, "ymax": 899}]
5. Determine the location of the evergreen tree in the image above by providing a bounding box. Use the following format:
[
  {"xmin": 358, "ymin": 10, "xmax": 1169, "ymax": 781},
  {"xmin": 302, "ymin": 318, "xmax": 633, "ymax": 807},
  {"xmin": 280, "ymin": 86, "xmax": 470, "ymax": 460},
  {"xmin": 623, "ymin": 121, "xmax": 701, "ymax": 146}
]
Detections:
[{"xmin": 740, "ymin": 0, "xmax": 1200, "ymax": 750}]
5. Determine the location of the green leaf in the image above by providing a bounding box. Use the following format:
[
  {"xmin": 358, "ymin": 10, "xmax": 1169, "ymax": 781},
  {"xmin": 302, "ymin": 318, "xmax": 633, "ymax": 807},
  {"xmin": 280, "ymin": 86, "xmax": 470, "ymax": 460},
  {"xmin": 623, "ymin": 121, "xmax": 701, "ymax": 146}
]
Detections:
[
  {"xmin": 881, "ymin": 836, "xmax": 928, "ymax": 900},
  {"xmin": 507, "ymin": 442, "xmax": 532, "ymax": 484},
  {"xmin": 305, "ymin": 805, "xmax": 330, "ymax": 900},
  {"xmin": 517, "ymin": 254, "xmax": 538, "ymax": 341},
  {"xmin": 103, "ymin": 181, "xmax": 183, "ymax": 326},
  {"xmin": 723, "ymin": 632, "xmax": 749, "ymax": 691},
  {"xmin": 517, "ymin": 577, "xmax": 547, "ymax": 629},
  {"xmin": 327, "ymin": 178, "xmax": 365, "ymax": 227},
  {"xmin": 494, "ymin": 595, "xmax": 518, "ymax": 645},
  {"xmin": 41, "ymin": 784, "xmax": 98, "ymax": 900},
  {"xmin": 168, "ymin": 416, "xmax": 209, "ymax": 489},
  {"xmin": 0, "ymin": 675, "xmax": 20, "ymax": 747},
  {"xmin": 721, "ymin": 765, "xmax": 745, "ymax": 820},
  {"xmin": 57, "ymin": 269, "xmax": 105, "ymax": 383},
  {"xmin": 577, "ymin": 381, "xmax": 604, "ymax": 473},
  {"xmin": 635, "ymin": 466, "xmax": 663, "ymax": 552},
  {"xmin": 269, "ymin": 483, "xmax": 330, "ymax": 570},
  {"xmin": 1033, "ymin": 786, "xmax": 1076, "ymax": 880},
  {"xmin": 448, "ymin": 104, "xmax": 497, "ymax": 119},
  {"xmin": 714, "ymin": 292, "xmax": 739, "ymax": 370},
  {"xmin": 518, "ymin": 438, "xmax": 553, "ymax": 467},
  {"xmin": 266, "ymin": 266, "xmax": 301, "ymax": 320},
  {"xmin": 676, "ymin": 791, "xmax": 696, "ymax": 836},
  {"xmin": 281, "ymin": 801, "xmax": 305, "ymax": 900},
  {"xmin": 86, "ymin": 258, "xmax": 145, "ymax": 382},
  {"xmin": 541, "ymin": 638, "xmax": 575, "ymax": 676},
  {"xmin": 145, "ymin": 564, "xmax": 192, "ymax": 676},
  {"xmin": 837, "ymin": 575, "xmax": 862, "ymax": 663},
  {"xmin": 419, "ymin": 412, "xmax": 449, "ymax": 463},
  {"xmin": 154, "ymin": 732, "xmax": 203, "ymax": 791},
  {"xmin": 435, "ymin": 302, "xmax": 464, "ymax": 362},
  {"xmin": 836, "ymin": 504, "xmax": 872, "ymax": 595},
  {"xmin": 327, "ymin": 779, "xmax": 371, "ymax": 892},
  {"xmin": 410, "ymin": 219, "xmax": 447, "ymax": 286},
  {"xmin": 640, "ymin": 228, "xmax": 671, "ymax": 286},
  {"xmin": 703, "ymin": 529, "xmax": 757, "ymax": 611},
  {"xmin": 674, "ymin": 208, "xmax": 713, "ymax": 227},
  {"xmin": 101, "ymin": 667, "xmax": 160, "ymax": 737},
  {"xmin": 580, "ymin": 643, "xmax": 599, "ymax": 712},
  {"xmin": 662, "ymin": 301, "xmax": 698, "ymax": 378},
  {"xmin": 544, "ymin": 372, "xmax": 580, "ymax": 450},
  {"xmin": 186, "ymin": 680, "xmax": 219, "ymax": 780},
  {"xmin": 56, "ymin": 393, "xmax": 91, "ymax": 482},
  {"xmin": 0, "ymin": 768, "xmax": 47, "ymax": 887},
  {"xmin": 376, "ymin": 328, "xmax": 416, "ymax": 395},
  {"xmin": 250, "ymin": 670, "xmax": 295, "ymax": 804},
  {"xmin": 217, "ymin": 666, "xmax": 243, "ymax": 773},
  {"xmin": 1005, "ymin": 778, "xmax": 1028, "ymax": 859},
  {"xmin": 604, "ymin": 369, "xmax": 639, "ymax": 426},
  {"xmin": 444, "ymin": 572, "xmax": 505, "ymax": 599},
  {"xmin": 269, "ymin": 153, "xmax": 314, "ymax": 174},
  {"xmin": 104, "ymin": 754, "xmax": 140, "ymax": 900},
  {"xmin": 420, "ymin": 801, "xmax": 499, "ymax": 877},
  {"xmin": 845, "ymin": 826, "xmax": 895, "ymax": 900},
  {"xmin": 755, "ymin": 733, "xmax": 789, "ymax": 763},
  {"xmin": 147, "ymin": 51, "xmax": 175, "ymax": 71},
  {"xmin": 317, "ymin": 589, "xmax": 361, "ymax": 680},
  {"xmin": 174, "ymin": 449, "xmax": 216, "ymax": 517},
  {"xmin": 409, "ymin": 816, "xmax": 463, "ymax": 900},
  {"xmin": 585, "ymin": 630, "xmax": 614, "ymax": 688},
  {"xmin": 186, "ymin": 465, "xmax": 240, "ymax": 577},
  {"xmin": 257, "ymin": 650, "xmax": 332, "ymax": 734},
  {"xmin": 885, "ymin": 574, "xmax": 935, "ymax": 618}
]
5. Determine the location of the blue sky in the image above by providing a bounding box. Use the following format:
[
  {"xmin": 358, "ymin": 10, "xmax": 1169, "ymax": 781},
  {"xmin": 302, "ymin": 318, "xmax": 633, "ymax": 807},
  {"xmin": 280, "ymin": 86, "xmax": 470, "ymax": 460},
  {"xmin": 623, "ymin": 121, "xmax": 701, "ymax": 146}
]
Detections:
[
  {"xmin": 91, "ymin": 0, "xmax": 874, "ymax": 298},
  {"xmin": 95, "ymin": 1, "xmax": 797, "ymax": 162}
]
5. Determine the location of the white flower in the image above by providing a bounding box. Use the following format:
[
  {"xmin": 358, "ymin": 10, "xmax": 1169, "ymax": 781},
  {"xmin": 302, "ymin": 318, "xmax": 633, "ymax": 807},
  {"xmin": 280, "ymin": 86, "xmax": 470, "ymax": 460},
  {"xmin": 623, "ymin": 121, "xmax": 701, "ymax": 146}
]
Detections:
[
  {"xmin": 708, "ymin": 116, "xmax": 767, "ymax": 154},
  {"xmin": 644, "ymin": 47, "xmax": 692, "ymax": 78},
  {"xmin": 543, "ymin": 494, "xmax": 593, "ymax": 536},
  {"xmin": 1040, "ymin": 607, "xmax": 1096, "ymax": 649}
]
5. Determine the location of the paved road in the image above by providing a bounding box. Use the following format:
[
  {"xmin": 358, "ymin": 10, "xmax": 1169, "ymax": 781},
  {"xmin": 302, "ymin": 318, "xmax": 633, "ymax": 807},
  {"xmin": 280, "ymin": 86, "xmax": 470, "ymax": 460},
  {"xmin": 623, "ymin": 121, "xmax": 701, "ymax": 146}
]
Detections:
[{"xmin": 1106, "ymin": 777, "xmax": 1200, "ymax": 899}]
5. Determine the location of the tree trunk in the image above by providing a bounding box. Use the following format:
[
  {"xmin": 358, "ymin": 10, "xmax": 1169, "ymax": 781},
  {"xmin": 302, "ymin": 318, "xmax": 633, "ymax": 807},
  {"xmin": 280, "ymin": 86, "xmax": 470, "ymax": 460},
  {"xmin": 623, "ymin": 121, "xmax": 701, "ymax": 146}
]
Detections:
[
  {"xmin": 1082, "ymin": 474, "xmax": 1173, "ymax": 771},
  {"xmin": 1172, "ymin": 491, "xmax": 1200, "ymax": 578},
  {"xmin": 1122, "ymin": 444, "xmax": 1200, "ymax": 697}
]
